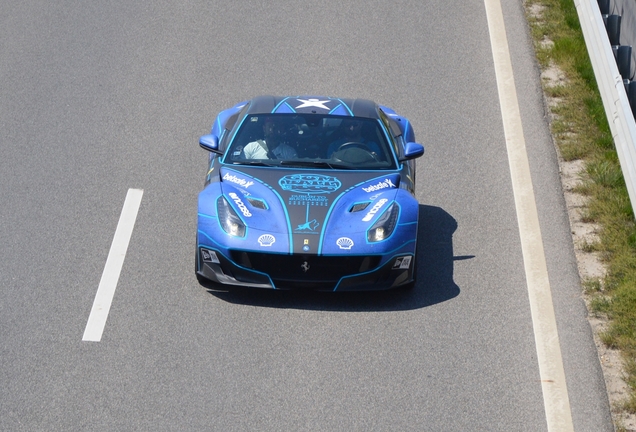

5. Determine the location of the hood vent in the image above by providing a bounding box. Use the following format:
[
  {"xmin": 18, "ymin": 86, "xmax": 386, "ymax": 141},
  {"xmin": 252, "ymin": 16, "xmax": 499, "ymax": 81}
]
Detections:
[
  {"xmin": 349, "ymin": 202, "xmax": 370, "ymax": 212},
  {"xmin": 247, "ymin": 197, "xmax": 268, "ymax": 210}
]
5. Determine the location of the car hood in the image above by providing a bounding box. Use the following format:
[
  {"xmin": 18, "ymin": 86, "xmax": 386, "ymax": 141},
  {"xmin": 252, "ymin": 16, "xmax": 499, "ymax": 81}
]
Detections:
[{"xmin": 201, "ymin": 166, "xmax": 403, "ymax": 255}]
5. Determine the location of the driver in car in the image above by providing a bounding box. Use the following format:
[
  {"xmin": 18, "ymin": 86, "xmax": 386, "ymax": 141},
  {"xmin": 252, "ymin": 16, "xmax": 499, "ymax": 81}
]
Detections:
[
  {"xmin": 243, "ymin": 117, "xmax": 297, "ymax": 159},
  {"xmin": 327, "ymin": 119, "xmax": 381, "ymax": 158}
]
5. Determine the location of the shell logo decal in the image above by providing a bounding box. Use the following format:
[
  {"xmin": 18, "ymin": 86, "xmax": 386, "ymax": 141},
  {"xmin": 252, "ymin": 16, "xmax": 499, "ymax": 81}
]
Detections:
[
  {"xmin": 336, "ymin": 237, "xmax": 354, "ymax": 250},
  {"xmin": 258, "ymin": 234, "xmax": 276, "ymax": 247}
]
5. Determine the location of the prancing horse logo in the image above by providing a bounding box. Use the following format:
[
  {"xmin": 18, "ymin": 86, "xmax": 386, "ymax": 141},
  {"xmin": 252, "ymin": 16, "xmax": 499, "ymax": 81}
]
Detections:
[{"xmin": 301, "ymin": 261, "xmax": 310, "ymax": 272}]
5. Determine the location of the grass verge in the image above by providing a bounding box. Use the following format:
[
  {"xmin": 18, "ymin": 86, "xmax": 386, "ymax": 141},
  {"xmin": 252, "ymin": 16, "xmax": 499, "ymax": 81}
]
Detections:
[{"xmin": 524, "ymin": 0, "xmax": 636, "ymax": 425}]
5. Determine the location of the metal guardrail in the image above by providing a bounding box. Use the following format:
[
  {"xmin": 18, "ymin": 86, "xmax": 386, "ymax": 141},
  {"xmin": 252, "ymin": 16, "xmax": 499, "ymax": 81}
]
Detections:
[{"xmin": 574, "ymin": 0, "xmax": 636, "ymax": 216}]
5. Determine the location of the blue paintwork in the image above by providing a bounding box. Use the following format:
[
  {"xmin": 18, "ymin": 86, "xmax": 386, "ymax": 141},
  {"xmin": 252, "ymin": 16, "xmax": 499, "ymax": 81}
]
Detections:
[{"xmin": 196, "ymin": 96, "xmax": 424, "ymax": 291}]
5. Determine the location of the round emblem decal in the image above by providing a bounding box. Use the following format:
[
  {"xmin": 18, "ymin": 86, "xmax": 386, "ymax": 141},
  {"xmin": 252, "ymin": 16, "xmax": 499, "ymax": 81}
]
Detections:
[{"xmin": 279, "ymin": 174, "xmax": 342, "ymax": 194}]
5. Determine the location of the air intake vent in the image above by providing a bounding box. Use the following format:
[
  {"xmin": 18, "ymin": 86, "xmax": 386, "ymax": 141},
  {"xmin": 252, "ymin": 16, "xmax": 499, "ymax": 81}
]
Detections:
[
  {"xmin": 246, "ymin": 197, "xmax": 268, "ymax": 210},
  {"xmin": 350, "ymin": 202, "xmax": 370, "ymax": 212}
]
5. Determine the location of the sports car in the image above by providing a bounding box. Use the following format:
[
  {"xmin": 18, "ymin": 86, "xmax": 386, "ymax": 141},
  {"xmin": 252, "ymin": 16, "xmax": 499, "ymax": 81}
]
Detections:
[{"xmin": 196, "ymin": 95, "xmax": 424, "ymax": 291}]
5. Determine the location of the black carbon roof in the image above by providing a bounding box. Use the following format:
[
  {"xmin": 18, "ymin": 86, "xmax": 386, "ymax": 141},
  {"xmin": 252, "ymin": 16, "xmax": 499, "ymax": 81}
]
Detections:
[{"xmin": 245, "ymin": 95, "xmax": 379, "ymax": 118}]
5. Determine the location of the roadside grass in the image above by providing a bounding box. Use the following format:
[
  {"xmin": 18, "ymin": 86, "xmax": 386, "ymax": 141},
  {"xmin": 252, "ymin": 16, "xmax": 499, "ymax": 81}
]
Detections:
[{"xmin": 525, "ymin": 0, "xmax": 636, "ymax": 421}]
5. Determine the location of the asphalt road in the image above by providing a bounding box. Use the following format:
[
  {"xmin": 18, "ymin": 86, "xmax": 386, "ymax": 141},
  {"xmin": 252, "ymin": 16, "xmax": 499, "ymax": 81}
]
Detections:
[{"xmin": 0, "ymin": 0, "xmax": 614, "ymax": 430}]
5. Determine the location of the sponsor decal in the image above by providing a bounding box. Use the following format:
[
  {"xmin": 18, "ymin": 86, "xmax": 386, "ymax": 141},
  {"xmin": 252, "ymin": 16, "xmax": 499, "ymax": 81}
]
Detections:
[
  {"xmin": 336, "ymin": 237, "xmax": 354, "ymax": 250},
  {"xmin": 279, "ymin": 174, "xmax": 341, "ymax": 194},
  {"xmin": 223, "ymin": 172, "xmax": 254, "ymax": 188},
  {"xmin": 295, "ymin": 98, "xmax": 331, "ymax": 110},
  {"xmin": 228, "ymin": 192, "xmax": 252, "ymax": 217},
  {"xmin": 303, "ymin": 239, "xmax": 310, "ymax": 252},
  {"xmin": 280, "ymin": 174, "xmax": 341, "ymax": 234},
  {"xmin": 363, "ymin": 178, "xmax": 396, "ymax": 193},
  {"xmin": 289, "ymin": 195, "xmax": 329, "ymax": 207},
  {"xmin": 362, "ymin": 198, "xmax": 388, "ymax": 222},
  {"xmin": 258, "ymin": 234, "xmax": 276, "ymax": 247},
  {"xmin": 392, "ymin": 256, "xmax": 412, "ymax": 269}
]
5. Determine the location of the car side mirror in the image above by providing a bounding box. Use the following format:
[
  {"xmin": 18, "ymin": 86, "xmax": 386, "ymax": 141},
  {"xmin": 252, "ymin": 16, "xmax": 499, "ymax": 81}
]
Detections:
[
  {"xmin": 199, "ymin": 134, "xmax": 222, "ymax": 154},
  {"xmin": 399, "ymin": 142, "xmax": 424, "ymax": 161}
]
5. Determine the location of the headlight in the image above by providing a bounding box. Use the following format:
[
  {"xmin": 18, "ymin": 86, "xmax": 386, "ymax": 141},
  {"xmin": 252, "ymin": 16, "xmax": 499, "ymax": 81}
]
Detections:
[
  {"xmin": 217, "ymin": 196, "xmax": 246, "ymax": 237},
  {"xmin": 367, "ymin": 203, "xmax": 399, "ymax": 242}
]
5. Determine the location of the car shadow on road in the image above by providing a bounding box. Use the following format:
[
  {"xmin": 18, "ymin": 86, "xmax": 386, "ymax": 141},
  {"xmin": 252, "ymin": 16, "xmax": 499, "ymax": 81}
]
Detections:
[{"xmin": 205, "ymin": 205, "xmax": 464, "ymax": 311}]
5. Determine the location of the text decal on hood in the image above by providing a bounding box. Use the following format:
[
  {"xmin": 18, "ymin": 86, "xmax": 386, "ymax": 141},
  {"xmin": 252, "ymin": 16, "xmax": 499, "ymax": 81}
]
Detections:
[
  {"xmin": 278, "ymin": 174, "xmax": 342, "ymax": 236},
  {"xmin": 362, "ymin": 178, "xmax": 396, "ymax": 193},
  {"xmin": 223, "ymin": 172, "xmax": 255, "ymax": 189}
]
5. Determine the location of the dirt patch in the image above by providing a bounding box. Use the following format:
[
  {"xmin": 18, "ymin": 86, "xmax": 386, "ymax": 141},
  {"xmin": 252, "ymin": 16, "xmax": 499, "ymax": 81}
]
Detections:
[
  {"xmin": 524, "ymin": 1, "xmax": 635, "ymax": 428},
  {"xmin": 549, "ymin": 72, "xmax": 636, "ymax": 431}
]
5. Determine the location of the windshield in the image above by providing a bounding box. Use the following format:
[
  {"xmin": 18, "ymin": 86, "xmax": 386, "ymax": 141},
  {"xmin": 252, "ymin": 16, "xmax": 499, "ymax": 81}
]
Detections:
[{"xmin": 223, "ymin": 114, "xmax": 397, "ymax": 170}]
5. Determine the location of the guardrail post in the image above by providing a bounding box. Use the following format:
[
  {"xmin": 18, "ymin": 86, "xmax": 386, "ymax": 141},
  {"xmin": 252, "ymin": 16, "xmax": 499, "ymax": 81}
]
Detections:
[
  {"xmin": 606, "ymin": 14, "xmax": 621, "ymax": 45},
  {"xmin": 617, "ymin": 45, "xmax": 632, "ymax": 79}
]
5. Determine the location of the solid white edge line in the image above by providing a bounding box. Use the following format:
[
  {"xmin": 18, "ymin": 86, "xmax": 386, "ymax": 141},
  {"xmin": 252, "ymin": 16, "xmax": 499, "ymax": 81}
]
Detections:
[
  {"xmin": 82, "ymin": 188, "xmax": 144, "ymax": 342},
  {"xmin": 483, "ymin": 0, "xmax": 575, "ymax": 431}
]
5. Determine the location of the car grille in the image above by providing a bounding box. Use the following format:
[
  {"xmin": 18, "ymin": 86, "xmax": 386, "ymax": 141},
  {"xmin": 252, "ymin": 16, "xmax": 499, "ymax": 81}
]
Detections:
[{"xmin": 229, "ymin": 251, "xmax": 381, "ymax": 288}]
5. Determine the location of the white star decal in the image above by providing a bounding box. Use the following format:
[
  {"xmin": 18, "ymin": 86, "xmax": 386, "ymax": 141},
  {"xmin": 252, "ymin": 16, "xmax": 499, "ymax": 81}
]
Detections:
[{"xmin": 295, "ymin": 98, "xmax": 331, "ymax": 110}]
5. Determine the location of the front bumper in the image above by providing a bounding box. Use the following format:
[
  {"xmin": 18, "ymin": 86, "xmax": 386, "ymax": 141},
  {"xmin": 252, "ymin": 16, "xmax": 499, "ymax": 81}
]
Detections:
[{"xmin": 196, "ymin": 247, "xmax": 414, "ymax": 291}]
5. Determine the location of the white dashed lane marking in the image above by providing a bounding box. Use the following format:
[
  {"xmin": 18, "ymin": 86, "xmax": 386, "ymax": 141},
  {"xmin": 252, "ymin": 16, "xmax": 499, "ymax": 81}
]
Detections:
[{"xmin": 82, "ymin": 188, "xmax": 143, "ymax": 342}]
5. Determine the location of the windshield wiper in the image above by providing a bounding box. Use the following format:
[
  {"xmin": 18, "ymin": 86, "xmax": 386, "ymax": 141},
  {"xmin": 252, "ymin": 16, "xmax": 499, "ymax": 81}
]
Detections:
[
  {"xmin": 232, "ymin": 160, "xmax": 278, "ymax": 167},
  {"xmin": 279, "ymin": 160, "xmax": 353, "ymax": 169}
]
